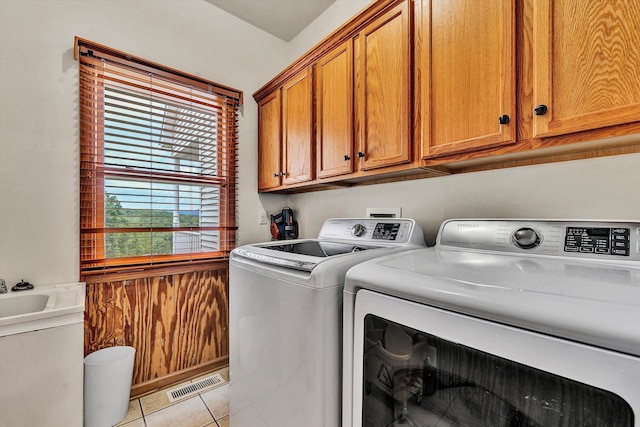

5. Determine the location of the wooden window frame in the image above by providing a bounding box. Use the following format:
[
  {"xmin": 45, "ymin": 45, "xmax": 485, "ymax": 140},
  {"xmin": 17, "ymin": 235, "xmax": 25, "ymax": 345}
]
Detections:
[{"xmin": 76, "ymin": 37, "xmax": 242, "ymax": 276}]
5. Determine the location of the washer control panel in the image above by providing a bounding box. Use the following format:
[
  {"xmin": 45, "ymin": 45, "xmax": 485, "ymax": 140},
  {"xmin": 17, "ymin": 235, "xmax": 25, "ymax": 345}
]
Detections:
[
  {"xmin": 318, "ymin": 218, "xmax": 424, "ymax": 246},
  {"xmin": 438, "ymin": 219, "xmax": 640, "ymax": 261}
]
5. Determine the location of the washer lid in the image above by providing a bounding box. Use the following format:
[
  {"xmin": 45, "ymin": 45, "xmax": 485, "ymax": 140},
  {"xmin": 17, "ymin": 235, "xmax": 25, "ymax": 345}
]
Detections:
[
  {"xmin": 233, "ymin": 240, "xmax": 390, "ymax": 272},
  {"xmin": 256, "ymin": 240, "xmax": 382, "ymax": 258},
  {"xmin": 345, "ymin": 247, "xmax": 640, "ymax": 356},
  {"xmin": 232, "ymin": 218, "xmax": 426, "ymax": 272}
]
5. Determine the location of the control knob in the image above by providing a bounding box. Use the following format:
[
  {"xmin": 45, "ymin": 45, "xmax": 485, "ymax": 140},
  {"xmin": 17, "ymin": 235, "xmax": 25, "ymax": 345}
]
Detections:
[
  {"xmin": 351, "ymin": 223, "xmax": 367, "ymax": 237},
  {"xmin": 512, "ymin": 227, "xmax": 541, "ymax": 249}
]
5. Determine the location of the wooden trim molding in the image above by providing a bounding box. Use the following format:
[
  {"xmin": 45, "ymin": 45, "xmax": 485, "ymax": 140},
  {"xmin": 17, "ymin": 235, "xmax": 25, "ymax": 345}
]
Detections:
[
  {"xmin": 82, "ymin": 259, "xmax": 230, "ymax": 283},
  {"xmin": 75, "ymin": 37, "xmax": 243, "ymax": 104},
  {"xmin": 130, "ymin": 357, "xmax": 228, "ymax": 398}
]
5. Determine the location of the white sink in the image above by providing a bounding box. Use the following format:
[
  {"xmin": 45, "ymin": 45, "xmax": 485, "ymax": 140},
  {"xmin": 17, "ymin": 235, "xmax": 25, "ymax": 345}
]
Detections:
[
  {"xmin": 0, "ymin": 293, "xmax": 49, "ymax": 317},
  {"xmin": 0, "ymin": 282, "xmax": 85, "ymax": 426},
  {"xmin": 0, "ymin": 282, "xmax": 85, "ymax": 337}
]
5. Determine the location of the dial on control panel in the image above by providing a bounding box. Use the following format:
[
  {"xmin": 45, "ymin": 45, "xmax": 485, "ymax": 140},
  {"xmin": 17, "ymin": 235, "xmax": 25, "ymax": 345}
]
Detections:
[
  {"xmin": 351, "ymin": 223, "xmax": 367, "ymax": 237},
  {"xmin": 512, "ymin": 227, "xmax": 541, "ymax": 249}
]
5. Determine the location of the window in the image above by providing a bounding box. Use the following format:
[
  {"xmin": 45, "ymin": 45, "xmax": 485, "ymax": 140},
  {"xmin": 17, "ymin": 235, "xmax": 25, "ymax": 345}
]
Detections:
[{"xmin": 76, "ymin": 38, "xmax": 242, "ymax": 275}]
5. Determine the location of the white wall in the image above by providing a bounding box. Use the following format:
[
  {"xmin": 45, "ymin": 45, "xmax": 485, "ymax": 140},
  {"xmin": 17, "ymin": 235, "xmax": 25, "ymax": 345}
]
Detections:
[
  {"xmin": 291, "ymin": 154, "xmax": 640, "ymax": 245},
  {"xmin": 287, "ymin": 0, "xmax": 373, "ymax": 62},
  {"xmin": 0, "ymin": 0, "xmax": 290, "ymax": 287}
]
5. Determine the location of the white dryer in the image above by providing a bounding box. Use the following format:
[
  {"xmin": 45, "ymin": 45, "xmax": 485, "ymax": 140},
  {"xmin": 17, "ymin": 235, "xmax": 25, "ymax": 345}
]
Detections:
[
  {"xmin": 229, "ymin": 218, "xmax": 426, "ymax": 427},
  {"xmin": 343, "ymin": 219, "xmax": 640, "ymax": 427}
]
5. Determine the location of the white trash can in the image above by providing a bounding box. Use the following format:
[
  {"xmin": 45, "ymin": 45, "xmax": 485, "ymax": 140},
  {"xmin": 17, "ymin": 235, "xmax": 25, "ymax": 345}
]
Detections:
[{"xmin": 83, "ymin": 346, "xmax": 136, "ymax": 427}]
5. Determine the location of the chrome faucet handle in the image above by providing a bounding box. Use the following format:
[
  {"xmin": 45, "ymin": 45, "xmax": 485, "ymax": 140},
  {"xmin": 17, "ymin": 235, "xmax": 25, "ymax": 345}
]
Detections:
[{"xmin": 0, "ymin": 279, "xmax": 7, "ymax": 294}]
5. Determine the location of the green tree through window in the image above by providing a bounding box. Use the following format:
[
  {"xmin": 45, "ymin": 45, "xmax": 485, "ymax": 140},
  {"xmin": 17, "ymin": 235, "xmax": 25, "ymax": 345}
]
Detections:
[{"xmin": 105, "ymin": 193, "xmax": 200, "ymax": 258}]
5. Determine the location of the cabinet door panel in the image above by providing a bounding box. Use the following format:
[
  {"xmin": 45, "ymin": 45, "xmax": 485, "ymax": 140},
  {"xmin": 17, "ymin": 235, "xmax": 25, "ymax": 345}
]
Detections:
[
  {"xmin": 257, "ymin": 91, "xmax": 281, "ymax": 191},
  {"xmin": 533, "ymin": 0, "xmax": 640, "ymax": 137},
  {"xmin": 357, "ymin": 1, "xmax": 412, "ymax": 171},
  {"xmin": 282, "ymin": 68, "xmax": 313, "ymax": 185},
  {"xmin": 316, "ymin": 40, "xmax": 354, "ymax": 179},
  {"xmin": 420, "ymin": 0, "xmax": 515, "ymax": 158}
]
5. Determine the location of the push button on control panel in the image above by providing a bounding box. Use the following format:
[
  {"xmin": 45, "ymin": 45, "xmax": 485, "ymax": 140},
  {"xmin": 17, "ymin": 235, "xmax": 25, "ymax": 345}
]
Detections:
[
  {"xmin": 611, "ymin": 228, "xmax": 630, "ymax": 256},
  {"xmin": 612, "ymin": 249, "xmax": 630, "ymax": 256}
]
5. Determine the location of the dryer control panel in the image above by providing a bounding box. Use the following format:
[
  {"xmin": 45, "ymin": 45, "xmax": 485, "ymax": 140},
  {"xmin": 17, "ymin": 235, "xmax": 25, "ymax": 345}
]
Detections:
[
  {"xmin": 438, "ymin": 219, "xmax": 640, "ymax": 262},
  {"xmin": 565, "ymin": 227, "xmax": 631, "ymax": 256}
]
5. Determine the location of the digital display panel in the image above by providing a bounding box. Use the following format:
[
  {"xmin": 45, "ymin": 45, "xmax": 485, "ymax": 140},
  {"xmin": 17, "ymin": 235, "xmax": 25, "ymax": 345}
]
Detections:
[
  {"xmin": 373, "ymin": 223, "xmax": 400, "ymax": 240},
  {"xmin": 565, "ymin": 227, "xmax": 630, "ymax": 256}
]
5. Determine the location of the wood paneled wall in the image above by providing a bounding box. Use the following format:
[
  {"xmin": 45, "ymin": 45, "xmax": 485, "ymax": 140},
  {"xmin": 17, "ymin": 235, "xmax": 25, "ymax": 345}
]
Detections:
[{"xmin": 84, "ymin": 263, "xmax": 229, "ymax": 397}]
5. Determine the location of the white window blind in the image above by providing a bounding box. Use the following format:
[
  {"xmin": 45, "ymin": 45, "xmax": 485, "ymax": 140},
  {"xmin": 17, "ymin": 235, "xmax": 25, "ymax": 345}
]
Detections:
[{"xmin": 76, "ymin": 37, "xmax": 241, "ymax": 274}]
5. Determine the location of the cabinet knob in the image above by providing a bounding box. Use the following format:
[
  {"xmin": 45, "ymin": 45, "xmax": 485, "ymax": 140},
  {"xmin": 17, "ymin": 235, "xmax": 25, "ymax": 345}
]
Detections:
[
  {"xmin": 344, "ymin": 155, "xmax": 350, "ymax": 161},
  {"xmin": 357, "ymin": 152, "xmax": 365, "ymax": 158},
  {"xmin": 534, "ymin": 104, "xmax": 548, "ymax": 116},
  {"xmin": 498, "ymin": 115, "xmax": 510, "ymax": 125},
  {"xmin": 280, "ymin": 171, "xmax": 286, "ymax": 177},
  {"xmin": 273, "ymin": 173, "xmax": 278, "ymax": 178}
]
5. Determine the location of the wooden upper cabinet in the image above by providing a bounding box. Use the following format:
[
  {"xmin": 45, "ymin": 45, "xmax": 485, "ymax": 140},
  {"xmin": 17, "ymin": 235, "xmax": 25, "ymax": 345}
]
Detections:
[
  {"xmin": 257, "ymin": 90, "xmax": 282, "ymax": 191},
  {"xmin": 532, "ymin": 0, "xmax": 640, "ymax": 138},
  {"xmin": 418, "ymin": 0, "xmax": 516, "ymax": 159},
  {"xmin": 356, "ymin": 0, "xmax": 412, "ymax": 171},
  {"xmin": 316, "ymin": 40, "xmax": 354, "ymax": 179},
  {"xmin": 254, "ymin": 0, "xmax": 640, "ymax": 193},
  {"xmin": 282, "ymin": 67, "xmax": 314, "ymax": 185}
]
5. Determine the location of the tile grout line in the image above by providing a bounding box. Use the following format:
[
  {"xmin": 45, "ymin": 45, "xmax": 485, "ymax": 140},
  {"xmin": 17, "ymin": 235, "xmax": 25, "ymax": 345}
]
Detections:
[
  {"xmin": 122, "ymin": 368, "xmax": 228, "ymax": 426},
  {"xmin": 140, "ymin": 393, "xmax": 219, "ymax": 426},
  {"xmin": 199, "ymin": 392, "xmax": 219, "ymax": 427},
  {"xmin": 138, "ymin": 399, "xmax": 148, "ymax": 427}
]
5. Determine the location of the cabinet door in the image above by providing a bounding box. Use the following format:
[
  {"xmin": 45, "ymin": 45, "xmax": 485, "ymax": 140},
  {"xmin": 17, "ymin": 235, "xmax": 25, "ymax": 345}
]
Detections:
[
  {"xmin": 257, "ymin": 90, "xmax": 282, "ymax": 191},
  {"xmin": 316, "ymin": 40, "xmax": 354, "ymax": 179},
  {"xmin": 418, "ymin": 0, "xmax": 516, "ymax": 158},
  {"xmin": 532, "ymin": 0, "xmax": 640, "ymax": 137},
  {"xmin": 356, "ymin": 0, "xmax": 412, "ymax": 171},
  {"xmin": 282, "ymin": 68, "xmax": 314, "ymax": 185}
]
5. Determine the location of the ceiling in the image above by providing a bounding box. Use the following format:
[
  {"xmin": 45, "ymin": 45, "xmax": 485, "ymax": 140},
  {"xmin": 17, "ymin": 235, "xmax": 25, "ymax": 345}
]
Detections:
[{"xmin": 204, "ymin": 0, "xmax": 336, "ymax": 42}]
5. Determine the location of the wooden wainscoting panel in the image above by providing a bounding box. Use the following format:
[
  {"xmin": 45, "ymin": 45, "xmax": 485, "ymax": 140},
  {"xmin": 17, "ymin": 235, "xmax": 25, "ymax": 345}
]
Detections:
[
  {"xmin": 84, "ymin": 265, "xmax": 229, "ymax": 395},
  {"xmin": 128, "ymin": 275, "xmax": 180, "ymax": 384},
  {"xmin": 85, "ymin": 281, "xmax": 127, "ymax": 349},
  {"xmin": 175, "ymin": 269, "xmax": 229, "ymax": 370}
]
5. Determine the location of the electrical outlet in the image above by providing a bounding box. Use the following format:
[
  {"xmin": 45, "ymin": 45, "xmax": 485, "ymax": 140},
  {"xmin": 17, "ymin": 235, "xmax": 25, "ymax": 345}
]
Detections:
[{"xmin": 259, "ymin": 210, "xmax": 268, "ymax": 225}]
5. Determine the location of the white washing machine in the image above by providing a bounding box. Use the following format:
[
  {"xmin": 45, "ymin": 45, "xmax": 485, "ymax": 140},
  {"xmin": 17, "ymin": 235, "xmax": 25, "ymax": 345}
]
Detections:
[
  {"xmin": 343, "ymin": 219, "xmax": 640, "ymax": 427},
  {"xmin": 229, "ymin": 218, "xmax": 426, "ymax": 427}
]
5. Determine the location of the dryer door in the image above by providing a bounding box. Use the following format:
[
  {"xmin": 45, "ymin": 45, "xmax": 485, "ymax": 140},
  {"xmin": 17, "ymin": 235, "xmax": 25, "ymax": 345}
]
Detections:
[{"xmin": 350, "ymin": 290, "xmax": 640, "ymax": 427}]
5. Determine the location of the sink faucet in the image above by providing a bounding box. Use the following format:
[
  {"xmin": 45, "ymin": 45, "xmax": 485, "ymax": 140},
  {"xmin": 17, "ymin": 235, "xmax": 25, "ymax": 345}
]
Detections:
[
  {"xmin": 0, "ymin": 279, "xmax": 7, "ymax": 294},
  {"xmin": 12, "ymin": 280, "xmax": 34, "ymax": 291}
]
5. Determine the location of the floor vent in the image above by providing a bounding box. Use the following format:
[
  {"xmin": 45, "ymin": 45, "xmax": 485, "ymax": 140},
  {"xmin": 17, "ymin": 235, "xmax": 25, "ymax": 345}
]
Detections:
[{"xmin": 166, "ymin": 373, "xmax": 226, "ymax": 402}]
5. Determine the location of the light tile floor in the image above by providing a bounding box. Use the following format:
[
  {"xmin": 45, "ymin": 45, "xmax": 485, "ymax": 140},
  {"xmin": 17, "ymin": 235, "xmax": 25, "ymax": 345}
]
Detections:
[{"xmin": 116, "ymin": 367, "xmax": 229, "ymax": 427}]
